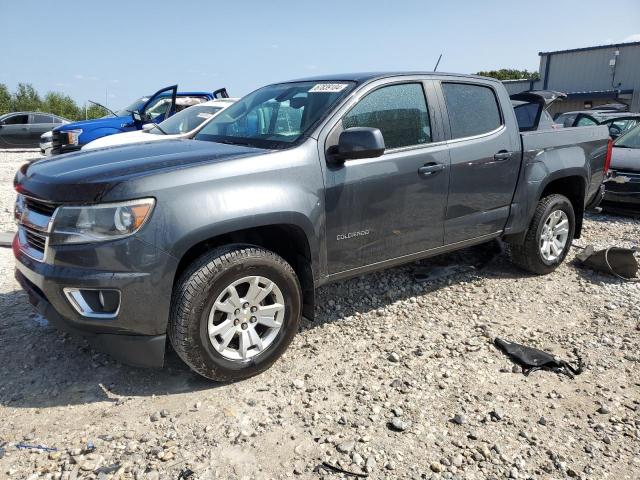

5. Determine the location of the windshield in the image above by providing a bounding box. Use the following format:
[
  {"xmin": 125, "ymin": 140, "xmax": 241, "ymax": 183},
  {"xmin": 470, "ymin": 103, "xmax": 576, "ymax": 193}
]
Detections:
[
  {"xmin": 149, "ymin": 105, "xmax": 223, "ymax": 135},
  {"xmin": 114, "ymin": 97, "xmax": 149, "ymax": 117},
  {"xmin": 614, "ymin": 125, "xmax": 640, "ymax": 149},
  {"xmin": 195, "ymin": 81, "xmax": 356, "ymax": 149}
]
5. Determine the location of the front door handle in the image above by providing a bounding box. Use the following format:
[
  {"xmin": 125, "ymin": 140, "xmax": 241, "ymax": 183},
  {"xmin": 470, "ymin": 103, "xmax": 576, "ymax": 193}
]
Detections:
[
  {"xmin": 493, "ymin": 151, "xmax": 514, "ymax": 161},
  {"xmin": 418, "ymin": 163, "xmax": 445, "ymax": 176}
]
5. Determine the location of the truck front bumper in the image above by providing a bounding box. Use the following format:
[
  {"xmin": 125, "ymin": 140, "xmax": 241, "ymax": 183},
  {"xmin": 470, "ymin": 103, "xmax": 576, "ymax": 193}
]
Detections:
[{"xmin": 13, "ymin": 235, "xmax": 179, "ymax": 367}]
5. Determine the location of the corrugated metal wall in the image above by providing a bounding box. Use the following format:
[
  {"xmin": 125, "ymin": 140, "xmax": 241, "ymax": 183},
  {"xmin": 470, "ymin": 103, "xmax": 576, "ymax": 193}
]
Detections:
[
  {"xmin": 543, "ymin": 43, "xmax": 640, "ymax": 94},
  {"xmin": 502, "ymin": 43, "xmax": 640, "ymax": 113}
]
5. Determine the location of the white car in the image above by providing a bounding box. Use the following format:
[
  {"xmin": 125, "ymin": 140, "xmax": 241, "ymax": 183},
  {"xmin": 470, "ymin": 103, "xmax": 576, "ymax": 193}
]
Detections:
[{"xmin": 82, "ymin": 98, "xmax": 237, "ymax": 151}]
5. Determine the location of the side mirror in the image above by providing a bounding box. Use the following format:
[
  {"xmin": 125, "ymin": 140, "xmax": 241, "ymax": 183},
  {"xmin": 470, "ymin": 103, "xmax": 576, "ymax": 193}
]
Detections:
[
  {"xmin": 328, "ymin": 127, "xmax": 385, "ymax": 164},
  {"xmin": 142, "ymin": 123, "xmax": 154, "ymax": 131},
  {"xmin": 132, "ymin": 110, "xmax": 144, "ymax": 123},
  {"xmin": 609, "ymin": 126, "xmax": 622, "ymax": 138}
]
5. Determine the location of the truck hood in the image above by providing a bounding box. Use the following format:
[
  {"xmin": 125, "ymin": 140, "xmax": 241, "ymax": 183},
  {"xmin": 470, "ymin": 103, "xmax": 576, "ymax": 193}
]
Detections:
[
  {"xmin": 610, "ymin": 147, "xmax": 640, "ymax": 172},
  {"xmin": 54, "ymin": 116, "xmax": 132, "ymax": 132},
  {"xmin": 15, "ymin": 139, "xmax": 271, "ymax": 202}
]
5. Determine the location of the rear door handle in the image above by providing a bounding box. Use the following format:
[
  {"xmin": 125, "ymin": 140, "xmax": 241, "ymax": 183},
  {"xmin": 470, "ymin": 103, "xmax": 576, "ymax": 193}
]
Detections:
[
  {"xmin": 493, "ymin": 151, "xmax": 514, "ymax": 161},
  {"xmin": 418, "ymin": 163, "xmax": 445, "ymax": 176}
]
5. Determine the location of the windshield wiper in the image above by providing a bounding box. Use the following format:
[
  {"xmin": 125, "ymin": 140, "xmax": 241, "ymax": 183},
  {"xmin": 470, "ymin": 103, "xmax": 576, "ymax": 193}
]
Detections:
[
  {"xmin": 150, "ymin": 123, "xmax": 168, "ymax": 135},
  {"xmin": 88, "ymin": 100, "xmax": 118, "ymax": 117}
]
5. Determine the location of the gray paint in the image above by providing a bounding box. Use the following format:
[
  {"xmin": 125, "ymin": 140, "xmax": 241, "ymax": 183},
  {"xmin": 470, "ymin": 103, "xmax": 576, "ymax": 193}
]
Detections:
[{"xmin": 13, "ymin": 72, "xmax": 610, "ymax": 366}]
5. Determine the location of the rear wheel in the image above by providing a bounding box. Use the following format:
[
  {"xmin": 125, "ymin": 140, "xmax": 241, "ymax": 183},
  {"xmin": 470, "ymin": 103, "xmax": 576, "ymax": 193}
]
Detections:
[
  {"xmin": 508, "ymin": 194, "xmax": 575, "ymax": 274},
  {"xmin": 169, "ymin": 245, "xmax": 302, "ymax": 381}
]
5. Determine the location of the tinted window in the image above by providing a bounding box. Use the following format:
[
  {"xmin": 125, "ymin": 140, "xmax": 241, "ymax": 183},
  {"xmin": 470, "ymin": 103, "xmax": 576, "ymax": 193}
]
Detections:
[
  {"xmin": 555, "ymin": 113, "xmax": 577, "ymax": 127},
  {"xmin": 442, "ymin": 83, "xmax": 502, "ymax": 139},
  {"xmin": 3, "ymin": 114, "xmax": 29, "ymax": 125},
  {"xmin": 52, "ymin": 116, "xmax": 66, "ymax": 123},
  {"xmin": 342, "ymin": 83, "xmax": 431, "ymax": 149},
  {"xmin": 576, "ymin": 116, "xmax": 597, "ymax": 127},
  {"xmin": 32, "ymin": 114, "xmax": 53, "ymax": 123},
  {"xmin": 513, "ymin": 102, "xmax": 539, "ymax": 131}
]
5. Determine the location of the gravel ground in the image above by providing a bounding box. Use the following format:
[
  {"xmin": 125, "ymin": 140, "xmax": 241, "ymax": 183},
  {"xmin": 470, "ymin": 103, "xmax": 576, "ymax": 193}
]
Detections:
[{"xmin": 0, "ymin": 150, "xmax": 639, "ymax": 480}]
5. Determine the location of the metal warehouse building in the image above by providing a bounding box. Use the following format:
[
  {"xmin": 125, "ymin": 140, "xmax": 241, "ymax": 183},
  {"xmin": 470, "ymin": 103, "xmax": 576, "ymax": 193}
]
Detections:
[{"xmin": 503, "ymin": 41, "xmax": 640, "ymax": 115}]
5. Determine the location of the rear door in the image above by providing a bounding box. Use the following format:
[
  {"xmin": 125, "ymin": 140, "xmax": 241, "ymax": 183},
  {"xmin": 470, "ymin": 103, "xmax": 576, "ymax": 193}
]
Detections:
[
  {"xmin": 320, "ymin": 78, "xmax": 450, "ymax": 274},
  {"xmin": 438, "ymin": 80, "xmax": 521, "ymax": 243},
  {"xmin": 0, "ymin": 113, "xmax": 31, "ymax": 147},
  {"xmin": 29, "ymin": 113, "xmax": 56, "ymax": 141}
]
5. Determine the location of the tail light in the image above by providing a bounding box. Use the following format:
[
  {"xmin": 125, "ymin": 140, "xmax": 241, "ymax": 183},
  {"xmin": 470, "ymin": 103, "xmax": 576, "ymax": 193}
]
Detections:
[{"xmin": 604, "ymin": 138, "xmax": 613, "ymax": 174}]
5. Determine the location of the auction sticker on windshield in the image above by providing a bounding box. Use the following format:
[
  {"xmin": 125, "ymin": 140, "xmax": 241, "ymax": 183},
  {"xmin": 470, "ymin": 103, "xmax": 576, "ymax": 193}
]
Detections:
[
  {"xmin": 309, "ymin": 83, "xmax": 349, "ymax": 93},
  {"xmin": 197, "ymin": 113, "xmax": 214, "ymax": 119}
]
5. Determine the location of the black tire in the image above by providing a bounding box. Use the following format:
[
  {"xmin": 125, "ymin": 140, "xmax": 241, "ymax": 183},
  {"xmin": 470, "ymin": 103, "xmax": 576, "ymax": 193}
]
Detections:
[
  {"xmin": 508, "ymin": 194, "xmax": 575, "ymax": 275},
  {"xmin": 168, "ymin": 245, "xmax": 302, "ymax": 381}
]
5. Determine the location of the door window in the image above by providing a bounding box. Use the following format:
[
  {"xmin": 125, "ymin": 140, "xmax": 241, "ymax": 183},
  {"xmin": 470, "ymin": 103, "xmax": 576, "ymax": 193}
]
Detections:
[
  {"xmin": 442, "ymin": 83, "xmax": 502, "ymax": 139},
  {"xmin": 32, "ymin": 114, "xmax": 53, "ymax": 123},
  {"xmin": 145, "ymin": 97, "xmax": 173, "ymax": 120},
  {"xmin": 342, "ymin": 83, "xmax": 432, "ymax": 149},
  {"xmin": 3, "ymin": 114, "xmax": 29, "ymax": 125},
  {"xmin": 575, "ymin": 115, "xmax": 597, "ymax": 127}
]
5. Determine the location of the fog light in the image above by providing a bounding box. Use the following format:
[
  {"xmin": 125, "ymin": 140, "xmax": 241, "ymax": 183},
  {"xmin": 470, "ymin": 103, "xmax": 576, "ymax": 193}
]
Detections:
[{"xmin": 64, "ymin": 288, "xmax": 121, "ymax": 319}]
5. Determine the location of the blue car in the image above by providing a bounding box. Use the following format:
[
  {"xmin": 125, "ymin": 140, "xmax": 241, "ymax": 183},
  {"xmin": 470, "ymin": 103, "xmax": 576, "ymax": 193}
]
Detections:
[{"xmin": 51, "ymin": 85, "xmax": 228, "ymax": 154}]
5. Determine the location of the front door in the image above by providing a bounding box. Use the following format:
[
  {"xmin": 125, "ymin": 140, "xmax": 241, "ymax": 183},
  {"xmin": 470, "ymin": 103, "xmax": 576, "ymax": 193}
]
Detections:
[
  {"xmin": 141, "ymin": 85, "xmax": 178, "ymax": 125},
  {"xmin": 321, "ymin": 80, "xmax": 450, "ymax": 274},
  {"xmin": 0, "ymin": 113, "xmax": 32, "ymax": 147},
  {"xmin": 438, "ymin": 81, "xmax": 521, "ymax": 244}
]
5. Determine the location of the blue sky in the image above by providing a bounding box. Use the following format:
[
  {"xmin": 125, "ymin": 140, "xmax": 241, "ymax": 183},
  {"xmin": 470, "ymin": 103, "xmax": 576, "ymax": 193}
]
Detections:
[{"xmin": 2, "ymin": 0, "xmax": 639, "ymax": 108}]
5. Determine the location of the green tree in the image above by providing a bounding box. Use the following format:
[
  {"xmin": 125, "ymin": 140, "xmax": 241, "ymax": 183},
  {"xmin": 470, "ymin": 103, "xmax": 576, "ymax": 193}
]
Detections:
[
  {"xmin": 42, "ymin": 91, "xmax": 82, "ymax": 120},
  {"xmin": 86, "ymin": 103, "xmax": 110, "ymax": 120},
  {"xmin": 475, "ymin": 69, "xmax": 540, "ymax": 81},
  {"xmin": 12, "ymin": 83, "xmax": 42, "ymax": 111},
  {"xmin": 0, "ymin": 83, "xmax": 11, "ymax": 115}
]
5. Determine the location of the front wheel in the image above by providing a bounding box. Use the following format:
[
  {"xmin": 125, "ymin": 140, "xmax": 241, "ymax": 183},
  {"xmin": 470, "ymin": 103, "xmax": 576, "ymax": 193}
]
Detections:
[
  {"xmin": 508, "ymin": 194, "xmax": 575, "ymax": 275},
  {"xmin": 169, "ymin": 246, "xmax": 302, "ymax": 381}
]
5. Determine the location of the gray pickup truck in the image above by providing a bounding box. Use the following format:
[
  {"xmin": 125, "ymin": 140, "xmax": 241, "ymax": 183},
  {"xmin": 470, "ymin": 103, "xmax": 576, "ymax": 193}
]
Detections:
[{"xmin": 14, "ymin": 72, "xmax": 610, "ymax": 381}]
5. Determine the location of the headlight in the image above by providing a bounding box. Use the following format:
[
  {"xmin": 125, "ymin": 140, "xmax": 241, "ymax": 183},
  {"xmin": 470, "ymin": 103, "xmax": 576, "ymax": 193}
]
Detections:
[
  {"xmin": 64, "ymin": 129, "xmax": 83, "ymax": 145},
  {"xmin": 50, "ymin": 198, "xmax": 155, "ymax": 245}
]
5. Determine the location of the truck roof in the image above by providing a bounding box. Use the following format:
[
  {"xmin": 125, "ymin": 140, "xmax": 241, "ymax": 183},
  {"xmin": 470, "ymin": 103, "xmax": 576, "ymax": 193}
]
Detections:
[{"xmin": 284, "ymin": 71, "xmax": 502, "ymax": 85}]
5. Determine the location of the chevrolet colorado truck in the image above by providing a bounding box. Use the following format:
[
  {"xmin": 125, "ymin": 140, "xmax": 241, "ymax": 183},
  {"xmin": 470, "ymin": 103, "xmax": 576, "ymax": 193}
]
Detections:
[{"xmin": 14, "ymin": 72, "xmax": 610, "ymax": 381}]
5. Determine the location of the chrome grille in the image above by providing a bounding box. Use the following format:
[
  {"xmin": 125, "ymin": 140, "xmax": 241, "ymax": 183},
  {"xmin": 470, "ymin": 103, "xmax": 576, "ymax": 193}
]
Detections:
[
  {"xmin": 24, "ymin": 227, "xmax": 47, "ymax": 252},
  {"xmin": 24, "ymin": 197, "xmax": 58, "ymax": 216},
  {"xmin": 15, "ymin": 194, "xmax": 59, "ymax": 262}
]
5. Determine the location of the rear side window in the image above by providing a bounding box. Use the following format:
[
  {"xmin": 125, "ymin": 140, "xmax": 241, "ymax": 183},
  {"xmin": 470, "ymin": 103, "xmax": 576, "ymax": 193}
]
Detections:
[
  {"xmin": 576, "ymin": 116, "xmax": 597, "ymax": 127},
  {"xmin": 32, "ymin": 114, "xmax": 53, "ymax": 123},
  {"xmin": 342, "ymin": 83, "xmax": 432, "ymax": 149},
  {"xmin": 442, "ymin": 83, "xmax": 502, "ymax": 139}
]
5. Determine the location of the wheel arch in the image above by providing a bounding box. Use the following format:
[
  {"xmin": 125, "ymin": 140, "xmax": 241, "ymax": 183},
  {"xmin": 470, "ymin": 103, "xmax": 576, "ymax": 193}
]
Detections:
[
  {"xmin": 172, "ymin": 217, "xmax": 317, "ymax": 320},
  {"xmin": 505, "ymin": 170, "xmax": 587, "ymax": 244}
]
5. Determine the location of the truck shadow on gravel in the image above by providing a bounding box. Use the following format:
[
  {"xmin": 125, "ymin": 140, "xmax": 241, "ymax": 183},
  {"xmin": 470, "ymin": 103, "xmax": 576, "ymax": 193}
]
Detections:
[{"xmin": 1, "ymin": 241, "xmax": 531, "ymax": 409}]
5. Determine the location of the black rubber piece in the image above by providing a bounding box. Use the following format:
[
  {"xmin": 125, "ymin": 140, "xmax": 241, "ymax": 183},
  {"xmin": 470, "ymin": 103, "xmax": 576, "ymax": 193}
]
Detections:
[
  {"xmin": 168, "ymin": 245, "xmax": 302, "ymax": 382},
  {"xmin": 508, "ymin": 194, "xmax": 575, "ymax": 275}
]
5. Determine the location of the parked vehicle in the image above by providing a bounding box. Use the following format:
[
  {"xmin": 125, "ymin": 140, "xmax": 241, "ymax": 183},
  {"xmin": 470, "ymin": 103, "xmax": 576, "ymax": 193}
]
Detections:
[
  {"xmin": 14, "ymin": 72, "xmax": 609, "ymax": 381},
  {"xmin": 602, "ymin": 124, "xmax": 640, "ymax": 214},
  {"xmin": 0, "ymin": 112, "xmax": 68, "ymax": 148},
  {"xmin": 51, "ymin": 86, "xmax": 229, "ymax": 154},
  {"xmin": 82, "ymin": 98, "xmax": 237, "ymax": 151},
  {"xmin": 554, "ymin": 110, "xmax": 640, "ymax": 138}
]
